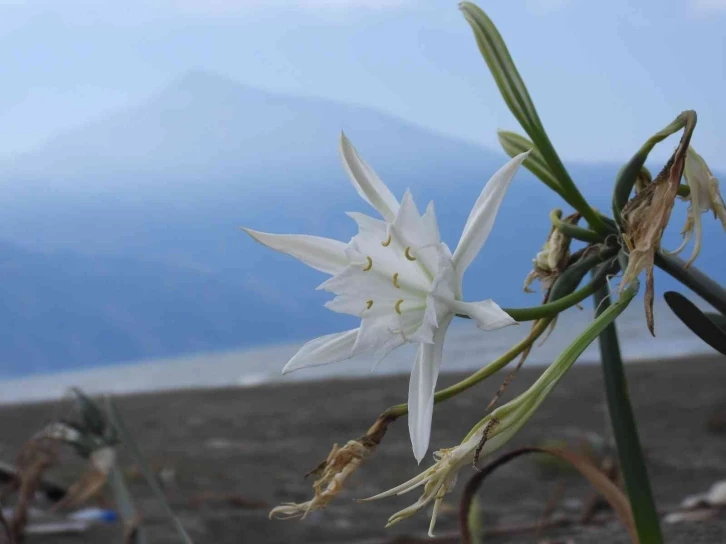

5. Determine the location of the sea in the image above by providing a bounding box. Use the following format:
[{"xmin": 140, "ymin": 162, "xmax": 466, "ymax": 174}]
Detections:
[{"xmin": 0, "ymin": 299, "xmax": 717, "ymax": 405}]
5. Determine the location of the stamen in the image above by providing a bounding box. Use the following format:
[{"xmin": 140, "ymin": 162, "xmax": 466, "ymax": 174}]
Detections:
[
  {"xmin": 381, "ymin": 233, "xmax": 392, "ymax": 247},
  {"xmin": 404, "ymin": 247, "xmax": 416, "ymax": 261},
  {"xmin": 392, "ymin": 272, "xmax": 400, "ymax": 288},
  {"xmin": 395, "ymin": 299, "xmax": 404, "ymax": 314},
  {"xmin": 366, "ymin": 300, "xmax": 374, "ymax": 310},
  {"xmin": 363, "ymin": 256, "xmax": 373, "ymax": 271}
]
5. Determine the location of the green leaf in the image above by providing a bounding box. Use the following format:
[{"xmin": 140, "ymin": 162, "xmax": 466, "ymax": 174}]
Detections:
[
  {"xmin": 594, "ymin": 284, "xmax": 663, "ymax": 543},
  {"xmin": 459, "ymin": 2, "xmax": 607, "ymax": 232},
  {"xmin": 664, "ymin": 291, "xmax": 726, "ymax": 355}
]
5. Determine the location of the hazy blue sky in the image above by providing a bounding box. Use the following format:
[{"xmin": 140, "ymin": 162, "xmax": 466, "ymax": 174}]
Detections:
[{"xmin": 0, "ymin": 0, "xmax": 724, "ymax": 167}]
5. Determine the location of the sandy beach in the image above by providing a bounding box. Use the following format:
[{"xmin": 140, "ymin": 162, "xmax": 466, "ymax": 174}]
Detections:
[{"xmin": 2, "ymin": 355, "xmax": 726, "ymax": 543}]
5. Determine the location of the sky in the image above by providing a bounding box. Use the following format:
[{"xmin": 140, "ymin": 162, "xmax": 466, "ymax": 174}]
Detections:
[{"xmin": 0, "ymin": 0, "xmax": 724, "ymax": 167}]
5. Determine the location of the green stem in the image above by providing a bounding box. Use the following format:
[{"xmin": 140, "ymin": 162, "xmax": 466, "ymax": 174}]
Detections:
[
  {"xmin": 549, "ymin": 209, "xmax": 604, "ymax": 243},
  {"xmin": 593, "ymin": 283, "xmax": 663, "ymax": 544},
  {"xmin": 501, "ymin": 264, "xmax": 611, "ymax": 321},
  {"xmin": 655, "ymin": 252, "xmax": 726, "ymax": 316},
  {"xmin": 386, "ymin": 318, "xmax": 553, "ymax": 417}
]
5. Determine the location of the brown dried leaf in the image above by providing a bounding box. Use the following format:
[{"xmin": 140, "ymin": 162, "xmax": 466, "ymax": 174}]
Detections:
[{"xmin": 458, "ymin": 447, "xmax": 638, "ymax": 544}]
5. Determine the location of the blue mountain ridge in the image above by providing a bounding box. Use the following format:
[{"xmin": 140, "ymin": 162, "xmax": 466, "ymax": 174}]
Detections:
[{"xmin": 0, "ymin": 70, "xmax": 722, "ymax": 376}]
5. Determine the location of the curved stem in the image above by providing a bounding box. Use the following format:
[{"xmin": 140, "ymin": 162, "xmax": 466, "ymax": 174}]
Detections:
[
  {"xmin": 593, "ymin": 283, "xmax": 663, "ymax": 544},
  {"xmin": 497, "ymin": 255, "xmax": 615, "ymax": 321},
  {"xmin": 655, "ymin": 252, "xmax": 726, "ymax": 315},
  {"xmin": 385, "ymin": 318, "xmax": 553, "ymax": 417},
  {"xmin": 549, "ymin": 209, "xmax": 604, "ymax": 243}
]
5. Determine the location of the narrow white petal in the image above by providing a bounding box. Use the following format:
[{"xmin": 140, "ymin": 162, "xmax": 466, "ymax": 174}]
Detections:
[
  {"xmin": 408, "ymin": 315, "xmax": 453, "ymax": 463},
  {"xmin": 452, "ymin": 152, "xmax": 530, "ymax": 277},
  {"xmin": 360, "ymin": 470, "xmax": 432, "ymax": 501},
  {"xmin": 450, "ymin": 299, "xmax": 517, "ymax": 331},
  {"xmin": 339, "ymin": 133, "xmax": 400, "ymax": 222},
  {"xmin": 242, "ymin": 228, "xmax": 348, "ymax": 276},
  {"xmin": 282, "ymin": 329, "xmax": 359, "ymax": 374}
]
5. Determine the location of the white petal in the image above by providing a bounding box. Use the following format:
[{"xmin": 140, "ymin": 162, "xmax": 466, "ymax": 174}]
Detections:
[
  {"xmin": 421, "ymin": 201, "xmax": 441, "ymax": 246},
  {"xmin": 450, "ymin": 299, "xmax": 517, "ymax": 331},
  {"xmin": 452, "ymin": 152, "xmax": 530, "ymax": 278},
  {"xmin": 282, "ymin": 329, "xmax": 359, "ymax": 374},
  {"xmin": 393, "ymin": 191, "xmax": 424, "ymax": 240},
  {"xmin": 339, "ymin": 133, "xmax": 400, "ymax": 222},
  {"xmin": 408, "ymin": 314, "xmax": 453, "ymax": 463},
  {"xmin": 360, "ymin": 470, "xmax": 432, "ymax": 501},
  {"xmin": 410, "ymin": 244, "xmax": 457, "ymax": 344},
  {"xmin": 353, "ymin": 311, "xmax": 424, "ymax": 358},
  {"xmin": 346, "ymin": 212, "xmax": 387, "ymax": 238},
  {"xmin": 242, "ymin": 229, "xmax": 348, "ymax": 276}
]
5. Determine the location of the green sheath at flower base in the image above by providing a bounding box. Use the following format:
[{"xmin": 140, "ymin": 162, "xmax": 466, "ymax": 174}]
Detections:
[
  {"xmin": 612, "ymin": 111, "xmax": 696, "ymax": 223},
  {"xmin": 459, "ymin": 2, "xmax": 607, "ymax": 233}
]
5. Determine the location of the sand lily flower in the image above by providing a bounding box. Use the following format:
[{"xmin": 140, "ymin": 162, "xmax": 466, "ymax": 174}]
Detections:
[
  {"xmin": 667, "ymin": 147, "xmax": 726, "ymax": 266},
  {"xmin": 243, "ymin": 133, "xmax": 529, "ymax": 462}
]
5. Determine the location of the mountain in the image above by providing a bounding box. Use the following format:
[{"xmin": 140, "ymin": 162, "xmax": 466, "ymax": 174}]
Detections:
[{"xmin": 0, "ymin": 70, "xmax": 722, "ymax": 375}]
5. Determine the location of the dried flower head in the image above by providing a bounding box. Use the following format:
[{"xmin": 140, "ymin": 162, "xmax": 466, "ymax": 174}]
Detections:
[
  {"xmin": 620, "ymin": 156, "xmax": 682, "ymax": 335},
  {"xmin": 523, "ymin": 211, "xmax": 579, "ymax": 293},
  {"xmin": 269, "ymin": 439, "xmax": 369, "ymax": 520},
  {"xmin": 666, "ymin": 147, "xmax": 726, "ymax": 266}
]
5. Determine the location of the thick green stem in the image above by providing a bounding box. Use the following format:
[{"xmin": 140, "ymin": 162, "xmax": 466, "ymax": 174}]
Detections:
[
  {"xmin": 593, "ymin": 283, "xmax": 663, "ymax": 544},
  {"xmin": 655, "ymin": 252, "xmax": 726, "ymax": 316},
  {"xmin": 549, "ymin": 209, "xmax": 604, "ymax": 243},
  {"xmin": 500, "ymin": 261, "xmax": 613, "ymax": 321}
]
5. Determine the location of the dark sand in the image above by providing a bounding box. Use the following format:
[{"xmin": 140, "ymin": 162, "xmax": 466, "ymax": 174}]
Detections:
[{"xmin": 2, "ymin": 355, "xmax": 726, "ymax": 543}]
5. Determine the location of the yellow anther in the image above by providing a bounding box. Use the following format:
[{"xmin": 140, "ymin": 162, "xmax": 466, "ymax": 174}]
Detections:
[
  {"xmin": 395, "ymin": 299, "xmax": 404, "ymax": 314},
  {"xmin": 363, "ymin": 256, "xmax": 373, "ymax": 271},
  {"xmin": 392, "ymin": 272, "xmax": 400, "ymax": 288},
  {"xmin": 381, "ymin": 233, "xmax": 392, "ymax": 247},
  {"xmin": 366, "ymin": 300, "xmax": 373, "ymax": 310},
  {"xmin": 405, "ymin": 247, "xmax": 416, "ymax": 261}
]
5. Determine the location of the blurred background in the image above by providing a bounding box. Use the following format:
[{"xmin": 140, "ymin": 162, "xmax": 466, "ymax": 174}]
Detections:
[{"xmin": 0, "ymin": 0, "xmax": 724, "ymax": 392}]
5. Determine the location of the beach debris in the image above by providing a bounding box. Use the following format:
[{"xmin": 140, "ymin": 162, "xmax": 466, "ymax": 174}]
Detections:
[
  {"xmin": 0, "ymin": 460, "xmax": 67, "ymax": 502},
  {"xmin": 0, "ymin": 506, "xmax": 116, "ymax": 536},
  {"xmin": 4, "ymin": 433, "xmax": 60, "ymax": 541},
  {"xmin": 664, "ymin": 480, "xmax": 726, "ymax": 524}
]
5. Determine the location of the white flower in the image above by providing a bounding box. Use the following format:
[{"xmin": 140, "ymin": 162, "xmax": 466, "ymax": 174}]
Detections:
[
  {"xmin": 667, "ymin": 146, "xmax": 726, "ymax": 266},
  {"xmin": 242, "ymin": 133, "xmax": 529, "ymax": 462}
]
